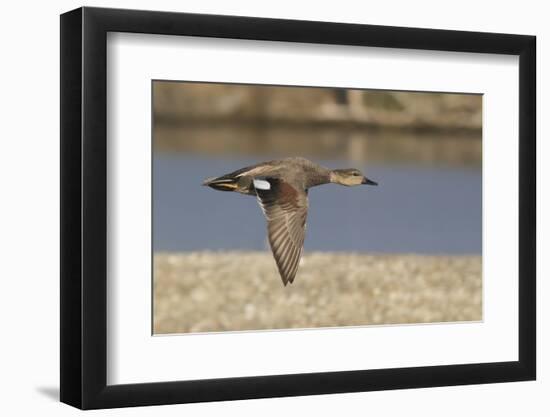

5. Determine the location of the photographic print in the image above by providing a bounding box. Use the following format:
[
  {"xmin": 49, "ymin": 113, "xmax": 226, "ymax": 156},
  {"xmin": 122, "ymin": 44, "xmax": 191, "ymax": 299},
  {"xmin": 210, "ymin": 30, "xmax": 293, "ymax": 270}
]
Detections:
[
  {"xmin": 60, "ymin": 8, "xmax": 536, "ymax": 408},
  {"xmin": 152, "ymin": 81, "xmax": 482, "ymax": 335}
]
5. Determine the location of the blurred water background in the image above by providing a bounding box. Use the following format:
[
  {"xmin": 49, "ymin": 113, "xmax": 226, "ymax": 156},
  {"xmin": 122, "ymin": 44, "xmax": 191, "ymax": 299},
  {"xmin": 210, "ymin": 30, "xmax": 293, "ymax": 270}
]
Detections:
[{"xmin": 153, "ymin": 82, "xmax": 482, "ymax": 255}]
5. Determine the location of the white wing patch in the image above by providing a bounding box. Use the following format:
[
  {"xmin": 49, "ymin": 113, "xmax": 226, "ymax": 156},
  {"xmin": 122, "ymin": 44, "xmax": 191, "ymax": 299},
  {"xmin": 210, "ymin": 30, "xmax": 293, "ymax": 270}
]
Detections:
[{"xmin": 253, "ymin": 179, "xmax": 271, "ymax": 190}]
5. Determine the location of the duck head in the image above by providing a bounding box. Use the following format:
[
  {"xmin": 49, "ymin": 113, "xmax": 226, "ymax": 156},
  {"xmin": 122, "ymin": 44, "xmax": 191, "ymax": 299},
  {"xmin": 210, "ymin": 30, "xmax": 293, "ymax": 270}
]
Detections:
[{"xmin": 330, "ymin": 168, "xmax": 378, "ymax": 187}]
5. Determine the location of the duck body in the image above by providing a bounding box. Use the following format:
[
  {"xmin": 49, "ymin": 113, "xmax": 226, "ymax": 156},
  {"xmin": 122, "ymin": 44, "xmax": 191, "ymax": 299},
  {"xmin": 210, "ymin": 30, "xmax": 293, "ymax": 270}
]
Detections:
[
  {"xmin": 203, "ymin": 157, "xmax": 377, "ymax": 285},
  {"xmin": 203, "ymin": 157, "xmax": 331, "ymax": 195}
]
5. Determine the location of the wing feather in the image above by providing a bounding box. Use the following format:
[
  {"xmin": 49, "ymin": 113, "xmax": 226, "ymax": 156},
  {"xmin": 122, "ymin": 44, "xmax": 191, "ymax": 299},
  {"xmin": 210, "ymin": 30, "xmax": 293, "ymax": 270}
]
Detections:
[{"xmin": 254, "ymin": 178, "xmax": 308, "ymax": 285}]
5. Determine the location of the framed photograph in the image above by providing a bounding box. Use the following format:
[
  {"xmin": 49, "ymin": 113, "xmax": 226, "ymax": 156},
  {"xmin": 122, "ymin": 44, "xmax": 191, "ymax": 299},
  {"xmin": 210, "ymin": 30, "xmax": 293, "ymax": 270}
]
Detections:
[{"xmin": 60, "ymin": 6, "xmax": 536, "ymax": 409}]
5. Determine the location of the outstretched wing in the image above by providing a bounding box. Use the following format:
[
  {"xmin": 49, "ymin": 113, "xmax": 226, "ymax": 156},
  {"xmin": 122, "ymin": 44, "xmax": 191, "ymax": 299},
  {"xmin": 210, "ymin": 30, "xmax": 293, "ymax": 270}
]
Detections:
[{"xmin": 253, "ymin": 177, "xmax": 308, "ymax": 285}]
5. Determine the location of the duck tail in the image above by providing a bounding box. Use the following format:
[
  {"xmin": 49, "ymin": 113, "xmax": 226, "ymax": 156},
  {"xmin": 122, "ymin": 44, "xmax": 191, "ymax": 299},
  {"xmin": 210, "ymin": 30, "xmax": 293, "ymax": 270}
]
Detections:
[{"xmin": 202, "ymin": 176, "xmax": 239, "ymax": 192}]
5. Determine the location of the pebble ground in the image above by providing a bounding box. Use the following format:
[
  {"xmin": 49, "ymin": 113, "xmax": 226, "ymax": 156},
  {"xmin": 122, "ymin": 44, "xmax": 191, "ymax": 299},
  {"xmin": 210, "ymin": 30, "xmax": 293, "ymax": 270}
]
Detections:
[{"xmin": 153, "ymin": 251, "xmax": 482, "ymax": 334}]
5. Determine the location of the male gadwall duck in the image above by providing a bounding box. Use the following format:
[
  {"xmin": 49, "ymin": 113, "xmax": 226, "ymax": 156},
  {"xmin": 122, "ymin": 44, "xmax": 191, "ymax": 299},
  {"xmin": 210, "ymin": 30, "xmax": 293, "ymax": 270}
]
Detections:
[{"xmin": 203, "ymin": 157, "xmax": 377, "ymax": 286}]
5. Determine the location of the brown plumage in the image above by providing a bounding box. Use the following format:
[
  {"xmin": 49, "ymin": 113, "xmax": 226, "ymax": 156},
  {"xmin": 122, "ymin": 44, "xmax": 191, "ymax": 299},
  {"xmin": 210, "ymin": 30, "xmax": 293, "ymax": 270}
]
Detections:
[{"xmin": 203, "ymin": 157, "xmax": 377, "ymax": 285}]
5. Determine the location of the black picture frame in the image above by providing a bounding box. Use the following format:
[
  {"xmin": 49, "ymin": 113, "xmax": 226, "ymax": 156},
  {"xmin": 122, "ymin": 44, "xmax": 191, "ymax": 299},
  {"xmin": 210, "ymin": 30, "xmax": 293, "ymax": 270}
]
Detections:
[{"xmin": 60, "ymin": 6, "xmax": 536, "ymax": 410}]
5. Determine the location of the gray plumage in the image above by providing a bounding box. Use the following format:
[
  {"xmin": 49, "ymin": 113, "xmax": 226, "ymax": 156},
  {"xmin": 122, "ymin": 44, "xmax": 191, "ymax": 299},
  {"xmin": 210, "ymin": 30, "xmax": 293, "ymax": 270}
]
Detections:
[{"xmin": 203, "ymin": 157, "xmax": 377, "ymax": 285}]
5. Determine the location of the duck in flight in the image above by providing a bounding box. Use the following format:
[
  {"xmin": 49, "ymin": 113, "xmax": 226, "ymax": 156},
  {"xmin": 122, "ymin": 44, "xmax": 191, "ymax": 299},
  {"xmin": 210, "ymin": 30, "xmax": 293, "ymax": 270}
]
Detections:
[{"xmin": 203, "ymin": 157, "xmax": 378, "ymax": 286}]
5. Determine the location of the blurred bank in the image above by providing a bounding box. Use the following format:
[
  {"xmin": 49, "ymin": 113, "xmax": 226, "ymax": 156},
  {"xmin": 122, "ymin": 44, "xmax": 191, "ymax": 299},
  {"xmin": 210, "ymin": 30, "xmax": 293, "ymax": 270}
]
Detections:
[{"xmin": 153, "ymin": 82, "xmax": 482, "ymax": 166}]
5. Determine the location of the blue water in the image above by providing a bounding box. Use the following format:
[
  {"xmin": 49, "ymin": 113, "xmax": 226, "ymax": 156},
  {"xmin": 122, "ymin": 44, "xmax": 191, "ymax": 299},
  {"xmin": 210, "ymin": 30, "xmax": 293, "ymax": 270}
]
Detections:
[{"xmin": 153, "ymin": 154, "xmax": 481, "ymax": 254}]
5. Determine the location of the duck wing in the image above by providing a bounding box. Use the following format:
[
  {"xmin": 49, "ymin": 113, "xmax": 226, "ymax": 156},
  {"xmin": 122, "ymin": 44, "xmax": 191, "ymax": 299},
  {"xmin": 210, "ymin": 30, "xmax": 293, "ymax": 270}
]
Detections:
[{"xmin": 253, "ymin": 177, "xmax": 308, "ymax": 285}]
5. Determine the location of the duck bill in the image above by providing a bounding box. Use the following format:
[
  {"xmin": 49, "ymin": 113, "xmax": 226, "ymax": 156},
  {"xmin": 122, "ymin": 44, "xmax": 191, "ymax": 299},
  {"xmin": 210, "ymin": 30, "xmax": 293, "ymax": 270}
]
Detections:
[{"xmin": 362, "ymin": 177, "xmax": 378, "ymax": 186}]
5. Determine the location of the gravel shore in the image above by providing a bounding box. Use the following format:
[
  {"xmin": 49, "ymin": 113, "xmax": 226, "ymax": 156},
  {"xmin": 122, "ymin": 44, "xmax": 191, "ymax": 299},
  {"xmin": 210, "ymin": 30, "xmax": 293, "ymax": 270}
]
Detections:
[{"xmin": 153, "ymin": 252, "xmax": 481, "ymax": 334}]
